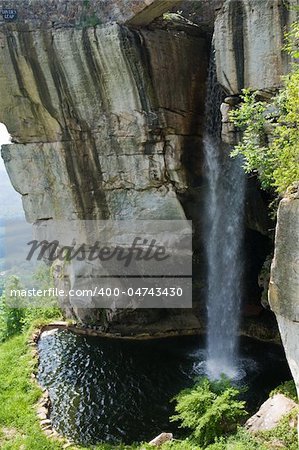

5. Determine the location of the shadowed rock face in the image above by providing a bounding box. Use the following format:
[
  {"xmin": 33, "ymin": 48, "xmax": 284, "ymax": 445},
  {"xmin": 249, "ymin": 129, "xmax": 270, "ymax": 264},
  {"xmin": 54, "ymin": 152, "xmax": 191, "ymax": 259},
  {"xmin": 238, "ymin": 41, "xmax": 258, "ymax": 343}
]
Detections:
[{"xmin": 269, "ymin": 187, "xmax": 299, "ymax": 398}]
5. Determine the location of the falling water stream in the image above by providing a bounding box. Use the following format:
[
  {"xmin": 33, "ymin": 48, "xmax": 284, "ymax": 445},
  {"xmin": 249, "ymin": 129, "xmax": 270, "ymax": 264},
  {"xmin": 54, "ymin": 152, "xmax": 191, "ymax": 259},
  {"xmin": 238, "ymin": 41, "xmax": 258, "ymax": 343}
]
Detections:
[{"xmin": 203, "ymin": 55, "xmax": 246, "ymax": 379}]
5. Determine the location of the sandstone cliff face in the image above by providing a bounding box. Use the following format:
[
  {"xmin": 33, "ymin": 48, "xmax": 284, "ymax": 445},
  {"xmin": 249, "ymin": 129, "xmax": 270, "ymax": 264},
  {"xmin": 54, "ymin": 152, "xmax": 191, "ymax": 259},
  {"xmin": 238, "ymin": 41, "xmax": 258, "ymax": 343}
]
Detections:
[
  {"xmin": 0, "ymin": 0, "xmax": 210, "ymax": 331},
  {"xmin": 214, "ymin": 0, "xmax": 298, "ymax": 94},
  {"xmin": 269, "ymin": 187, "xmax": 299, "ymax": 397},
  {"xmin": 1, "ymin": 23, "xmax": 207, "ymax": 222}
]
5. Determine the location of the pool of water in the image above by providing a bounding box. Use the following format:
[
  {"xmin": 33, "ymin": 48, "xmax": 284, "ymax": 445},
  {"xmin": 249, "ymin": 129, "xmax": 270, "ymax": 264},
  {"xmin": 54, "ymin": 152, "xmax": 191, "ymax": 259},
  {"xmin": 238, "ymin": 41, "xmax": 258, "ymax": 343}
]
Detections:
[{"xmin": 38, "ymin": 330, "xmax": 291, "ymax": 445}]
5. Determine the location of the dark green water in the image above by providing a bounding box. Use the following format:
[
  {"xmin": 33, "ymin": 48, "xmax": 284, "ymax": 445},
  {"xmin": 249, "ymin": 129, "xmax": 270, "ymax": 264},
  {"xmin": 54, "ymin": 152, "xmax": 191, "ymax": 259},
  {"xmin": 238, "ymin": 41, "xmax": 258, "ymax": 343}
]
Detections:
[{"xmin": 38, "ymin": 330, "xmax": 291, "ymax": 445}]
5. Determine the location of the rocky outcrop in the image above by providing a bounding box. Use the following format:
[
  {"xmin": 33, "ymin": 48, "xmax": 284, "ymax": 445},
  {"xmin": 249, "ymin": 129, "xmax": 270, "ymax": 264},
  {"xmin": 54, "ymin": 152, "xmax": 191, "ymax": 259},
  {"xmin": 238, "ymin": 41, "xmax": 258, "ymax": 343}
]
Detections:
[
  {"xmin": 0, "ymin": 1, "xmax": 210, "ymax": 329},
  {"xmin": 0, "ymin": 21, "xmax": 207, "ymax": 222},
  {"xmin": 269, "ymin": 186, "xmax": 299, "ymax": 398},
  {"xmin": 214, "ymin": 0, "xmax": 298, "ymax": 94},
  {"xmin": 213, "ymin": 0, "xmax": 299, "ymax": 406}
]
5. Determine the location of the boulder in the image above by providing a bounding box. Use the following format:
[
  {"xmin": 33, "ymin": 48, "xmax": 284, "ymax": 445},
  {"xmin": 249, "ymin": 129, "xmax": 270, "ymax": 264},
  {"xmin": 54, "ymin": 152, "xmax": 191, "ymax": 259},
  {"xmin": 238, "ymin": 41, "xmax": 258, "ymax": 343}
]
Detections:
[
  {"xmin": 148, "ymin": 432, "xmax": 173, "ymax": 446},
  {"xmin": 246, "ymin": 393, "xmax": 297, "ymax": 432}
]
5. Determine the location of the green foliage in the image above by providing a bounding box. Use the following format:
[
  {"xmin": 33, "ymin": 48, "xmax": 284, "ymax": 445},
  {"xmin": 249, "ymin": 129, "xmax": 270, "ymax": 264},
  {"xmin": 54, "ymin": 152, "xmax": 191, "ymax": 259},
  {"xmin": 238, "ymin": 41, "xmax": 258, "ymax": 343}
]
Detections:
[
  {"xmin": 206, "ymin": 427, "xmax": 268, "ymax": 450},
  {"xmin": 0, "ymin": 267, "xmax": 62, "ymax": 342},
  {"xmin": 20, "ymin": 265, "xmax": 62, "ymax": 331},
  {"xmin": 0, "ymin": 276, "xmax": 25, "ymax": 341},
  {"xmin": 283, "ymin": 21, "xmax": 299, "ymax": 58},
  {"xmin": 161, "ymin": 440, "xmax": 200, "ymax": 450},
  {"xmin": 260, "ymin": 408, "xmax": 299, "ymax": 450},
  {"xmin": 0, "ymin": 334, "xmax": 62, "ymax": 449},
  {"xmin": 170, "ymin": 378, "xmax": 247, "ymax": 447},
  {"xmin": 270, "ymin": 380, "xmax": 298, "ymax": 402},
  {"xmin": 230, "ymin": 22, "xmax": 299, "ymax": 194}
]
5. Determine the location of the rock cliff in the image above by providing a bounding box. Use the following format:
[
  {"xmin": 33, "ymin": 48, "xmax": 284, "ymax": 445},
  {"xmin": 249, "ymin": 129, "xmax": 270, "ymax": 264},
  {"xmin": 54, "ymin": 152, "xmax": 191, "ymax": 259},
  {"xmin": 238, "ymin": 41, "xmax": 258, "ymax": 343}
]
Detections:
[
  {"xmin": 0, "ymin": 0, "xmax": 212, "ymax": 332},
  {"xmin": 269, "ymin": 186, "xmax": 299, "ymax": 398},
  {"xmin": 0, "ymin": 17, "xmax": 207, "ymax": 222},
  {"xmin": 214, "ymin": 0, "xmax": 297, "ymax": 94}
]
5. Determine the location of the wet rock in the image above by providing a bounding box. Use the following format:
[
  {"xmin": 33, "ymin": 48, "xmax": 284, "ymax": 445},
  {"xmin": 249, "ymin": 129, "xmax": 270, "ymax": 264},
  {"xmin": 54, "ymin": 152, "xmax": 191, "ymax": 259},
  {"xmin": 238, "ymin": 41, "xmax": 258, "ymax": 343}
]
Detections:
[
  {"xmin": 40, "ymin": 328, "xmax": 59, "ymax": 338},
  {"xmin": 269, "ymin": 186, "xmax": 299, "ymax": 373},
  {"xmin": 268, "ymin": 187, "xmax": 299, "ymax": 436},
  {"xmin": 258, "ymin": 255, "xmax": 273, "ymax": 309},
  {"xmin": 220, "ymin": 102, "xmax": 236, "ymax": 144},
  {"xmin": 40, "ymin": 419, "xmax": 52, "ymax": 426},
  {"xmin": 37, "ymin": 406, "xmax": 48, "ymax": 420}
]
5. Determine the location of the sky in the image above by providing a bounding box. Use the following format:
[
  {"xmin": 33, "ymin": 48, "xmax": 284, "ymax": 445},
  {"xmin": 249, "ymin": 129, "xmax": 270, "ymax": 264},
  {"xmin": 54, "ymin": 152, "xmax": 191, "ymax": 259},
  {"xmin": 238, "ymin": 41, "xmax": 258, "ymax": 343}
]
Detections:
[
  {"xmin": 0, "ymin": 123, "xmax": 24, "ymax": 218},
  {"xmin": 0, "ymin": 122, "xmax": 11, "ymax": 171}
]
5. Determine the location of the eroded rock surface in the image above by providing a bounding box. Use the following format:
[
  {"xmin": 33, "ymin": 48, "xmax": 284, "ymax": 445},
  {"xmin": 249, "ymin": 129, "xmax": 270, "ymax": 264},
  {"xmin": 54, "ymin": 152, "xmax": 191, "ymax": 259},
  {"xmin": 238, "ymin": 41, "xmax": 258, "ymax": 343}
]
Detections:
[
  {"xmin": 0, "ymin": 1, "xmax": 210, "ymax": 329},
  {"xmin": 269, "ymin": 186, "xmax": 299, "ymax": 398},
  {"xmin": 214, "ymin": 0, "xmax": 298, "ymax": 93},
  {"xmin": 0, "ymin": 23, "xmax": 207, "ymax": 222}
]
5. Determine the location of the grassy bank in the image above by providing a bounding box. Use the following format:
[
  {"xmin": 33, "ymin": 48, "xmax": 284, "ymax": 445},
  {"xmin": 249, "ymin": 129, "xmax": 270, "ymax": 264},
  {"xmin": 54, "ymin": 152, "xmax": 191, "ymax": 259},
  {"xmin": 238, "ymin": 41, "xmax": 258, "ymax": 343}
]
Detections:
[
  {"xmin": 0, "ymin": 333, "xmax": 62, "ymax": 449},
  {"xmin": 0, "ymin": 330, "xmax": 141, "ymax": 450}
]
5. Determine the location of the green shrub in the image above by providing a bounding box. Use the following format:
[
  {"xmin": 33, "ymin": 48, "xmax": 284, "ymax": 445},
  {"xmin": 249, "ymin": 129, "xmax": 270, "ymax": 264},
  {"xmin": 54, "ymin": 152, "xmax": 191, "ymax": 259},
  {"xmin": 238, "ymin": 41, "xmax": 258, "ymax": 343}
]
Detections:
[
  {"xmin": 260, "ymin": 408, "xmax": 299, "ymax": 450},
  {"xmin": 170, "ymin": 378, "xmax": 247, "ymax": 447},
  {"xmin": 230, "ymin": 22, "xmax": 299, "ymax": 194},
  {"xmin": 0, "ymin": 276, "xmax": 25, "ymax": 341},
  {"xmin": 161, "ymin": 439, "xmax": 201, "ymax": 450},
  {"xmin": 270, "ymin": 380, "xmax": 298, "ymax": 402},
  {"xmin": 206, "ymin": 427, "xmax": 268, "ymax": 450},
  {"xmin": 0, "ymin": 268, "xmax": 62, "ymax": 341}
]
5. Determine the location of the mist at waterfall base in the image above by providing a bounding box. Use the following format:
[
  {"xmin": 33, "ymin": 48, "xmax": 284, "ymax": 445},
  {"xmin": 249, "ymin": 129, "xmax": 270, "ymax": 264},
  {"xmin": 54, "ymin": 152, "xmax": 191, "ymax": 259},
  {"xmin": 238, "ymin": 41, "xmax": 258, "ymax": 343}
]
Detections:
[
  {"xmin": 38, "ymin": 331, "xmax": 291, "ymax": 446},
  {"xmin": 203, "ymin": 58, "xmax": 245, "ymax": 380}
]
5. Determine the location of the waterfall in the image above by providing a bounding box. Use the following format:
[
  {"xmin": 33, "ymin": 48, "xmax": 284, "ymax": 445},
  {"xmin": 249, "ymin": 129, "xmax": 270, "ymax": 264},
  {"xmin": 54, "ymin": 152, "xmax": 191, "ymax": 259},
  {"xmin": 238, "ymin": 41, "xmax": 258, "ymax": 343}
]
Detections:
[{"xmin": 203, "ymin": 54, "xmax": 245, "ymax": 379}]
